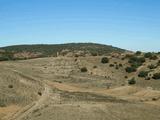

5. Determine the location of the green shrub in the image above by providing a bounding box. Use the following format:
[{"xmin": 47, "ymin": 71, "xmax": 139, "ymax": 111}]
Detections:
[
  {"xmin": 131, "ymin": 62, "xmax": 142, "ymax": 68},
  {"xmin": 149, "ymin": 55, "xmax": 158, "ymax": 60},
  {"xmin": 101, "ymin": 57, "xmax": 109, "ymax": 64},
  {"xmin": 125, "ymin": 66, "xmax": 137, "ymax": 73},
  {"xmin": 144, "ymin": 53, "xmax": 158, "ymax": 60},
  {"xmin": 0, "ymin": 101, "xmax": 6, "ymax": 107},
  {"xmin": 152, "ymin": 73, "xmax": 160, "ymax": 80},
  {"xmin": 144, "ymin": 52, "xmax": 153, "ymax": 58},
  {"xmin": 138, "ymin": 71, "xmax": 149, "ymax": 78},
  {"xmin": 138, "ymin": 57, "xmax": 146, "ymax": 63},
  {"xmin": 0, "ymin": 56, "xmax": 9, "ymax": 61},
  {"xmin": 0, "ymin": 52, "xmax": 15, "ymax": 61},
  {"xmin": 128, "ymin": 56, "xmax": 145, "ymax": 69},
  {"xmin": 135, "ymin": 51, "xmax": 142, "ymax": 55},
  {"xmin": 129, "ymin": 56, "xmax": 145, "ymax": 64},
  {"xmin": 128, "ymin": 78, "xmax": 136, "ymax": 85},
  {"xmin": 80, "ymin": 67, "xmax": 88, "ymax": 72}
]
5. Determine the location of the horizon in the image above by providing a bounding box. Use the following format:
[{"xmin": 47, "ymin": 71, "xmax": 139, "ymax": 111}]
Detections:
[{"xmin": 1, "ymin": 0, "xmax": 160, "ymax": 52}]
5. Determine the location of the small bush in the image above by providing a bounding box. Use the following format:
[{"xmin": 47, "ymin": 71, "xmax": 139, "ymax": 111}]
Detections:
[
  {"xmin": 0, "ymin": 52, "xmax": 14, "ymax": 61},
  {"xmin": 0, "ymin": 57, "xmax": 9, "ymax": 61},
  {"xmin": 125, "ymin": 54, "xmax": 134, "ymax": 58},
  {"xmin": 75, "ymin": 59, "xmax": 78, "ymax": 62},
  {"xmin": 150, "ymin": 55, "xmax": 158, "ymax": 60},
  {"xmin": 74, "ymin": 54, "xmax": 79, "ymax": 57},
  {"xmin": 109, "ymin": 64, "xmax": 114, "ymax": 67},
  {"xmin": 119, "ymin": 63, "xmax": 123, "ymax": 67},
  {"xmin": 152, "ymin": 73, "xmax": 160, "ymax": 80},
  {"xmin": 144, "ymin": 52, "xmax": 153, "ymax": 58},
  {"xmin": 121, "ymin": 57, "xmax": 125, "ymax": 60},
  {"xmin": 125, "ymin": 66, "xmax": 137, "ymax": 73},
  {"xmin": 131, "ymin": 62, "xmax": 142, "ymax": 68},
  {"xmin": 80, "ymin": 67, "xmax": 88, "ymax": 72},
  {"xmin": 129, "ymin": 56, "xmax": 145, "ymax": 64},
  {"xmin": 101, "ymin": 57, "xmax": 109, "ymax": 64},
  {"xmin": 58, "ymin": 81, "xmax": 62, "ymax": 83},
  {"xmin": 144, "ymin": 52, "xmax": 158, "ymax": 60},
  {"xmin": 115, "ymin": 65, "xmax": 119, "ymax": 70},
  {"xmin": 125, "ymin": 76, "xmax": 128, "ymax": 79},
  {"xmin": 0, "ymin": 101, "xmax": 6, "ymax": 107},
  {"xmin": 149, "ymin": 74, "xmax": 152, "ymax": 77},
  {"xmin": 128, "ymin": 78, "xmax": 136, "ymax": 85},
  {"xmin": 152, "ymin": 98, "xmax": 158, "ymax": 101},
  {"xmin": 91, "ymin": 52, "xmax": 98, "ymax": 56},
  {"xmin": 135, "ymin": 51, "xmax": 142, "ymax": 55},
  {"xmin": 138, "ymin": 71, "xmax": 149, "ymax": 78},
  {"xmin": 128, "ymin": 56, "xmax": 145, "ymax": 69},
  {"xmin": 8, "ymin": 85, "xmax": 13, "ymax": 88},
  {"xmin": 139, "ymin": 57, "xmax": 146, "ymax": 63},
  {"xmin": 38, "ymin": 92, "xmax": 42, "ymax": 96},
  {"xmin": 93, "ymin": 65, "xmax": 97, "ymax": 69}
]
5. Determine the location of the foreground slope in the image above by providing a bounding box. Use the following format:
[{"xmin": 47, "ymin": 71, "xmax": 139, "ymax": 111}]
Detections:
[{"xmin": 0, "ymin": 53, "xmax": 160, "ymax": 120}]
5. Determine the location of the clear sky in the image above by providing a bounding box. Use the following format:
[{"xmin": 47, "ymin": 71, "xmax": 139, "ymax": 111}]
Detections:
[{"xmin": 0, "ymin": 0, "xmax": 160, "ymax": 51}]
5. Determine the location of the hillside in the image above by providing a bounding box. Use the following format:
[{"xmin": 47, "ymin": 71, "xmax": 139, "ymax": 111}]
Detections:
[
  {"xmin": 0, "ymin": 43, "xmax": 126, "ymax": 60},
  {"xmin": 0, "ymin": 50, "xmax": 160, "ymax": 120}
]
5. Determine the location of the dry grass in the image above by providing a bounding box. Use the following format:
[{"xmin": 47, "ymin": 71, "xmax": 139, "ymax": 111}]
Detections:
[{"xmin": 0, "ymin": 55, "xmax": 160, "ymax": 120}]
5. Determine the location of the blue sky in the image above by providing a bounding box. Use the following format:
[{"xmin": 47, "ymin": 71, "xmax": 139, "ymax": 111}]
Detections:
[{"xmin": 0, "ymin": 0, "xmax": 160, "ymax": 51}]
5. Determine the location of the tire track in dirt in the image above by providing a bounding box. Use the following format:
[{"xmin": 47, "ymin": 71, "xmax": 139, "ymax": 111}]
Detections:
[
  {"xmin": 9, "ymin": 84, "xmax": 51, "ymax": 120},
  {"xmin": 2, "ymin": 69, "xmax": 52, "ymax": 120}
]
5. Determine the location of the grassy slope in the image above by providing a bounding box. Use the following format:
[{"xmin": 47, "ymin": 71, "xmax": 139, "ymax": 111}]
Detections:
[
  {"xmin": 1, "ymin": 56, "xmax": 159, "ymax": 120},
  {"xmin": 0, "ymin": 55, "xmax": 160, "ymax": 120},
  {"xmin": 1, "ymin": 47, "xmax": 160, "ymax": 120}
]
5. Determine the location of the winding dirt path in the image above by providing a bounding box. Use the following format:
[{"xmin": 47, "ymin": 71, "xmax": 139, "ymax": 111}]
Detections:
[
  {"xmin": 3, "ymin": 84, "xmax": 51, "ymax": 120},
  {"xmin": 2, "ymin": 68, "xmax": 52, "ymax": 120}
]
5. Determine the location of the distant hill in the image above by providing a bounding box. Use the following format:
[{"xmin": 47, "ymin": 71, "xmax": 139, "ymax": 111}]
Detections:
[{"xmin": 0, "ymin": 43, "xmax": 126, "ymax": 60}]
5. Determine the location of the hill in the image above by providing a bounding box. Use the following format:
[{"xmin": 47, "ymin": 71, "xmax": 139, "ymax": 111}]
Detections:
[
  {"xmin": 0, "ymin": 43, "xmax": 126, "ymax": 60},
  {"xmin": 1, "ymin": 43, "xmax": 160, "ymax": 120},
  {"xmin": 0, "ymin": 52, "xmax": 160, "ymax": 120}
]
